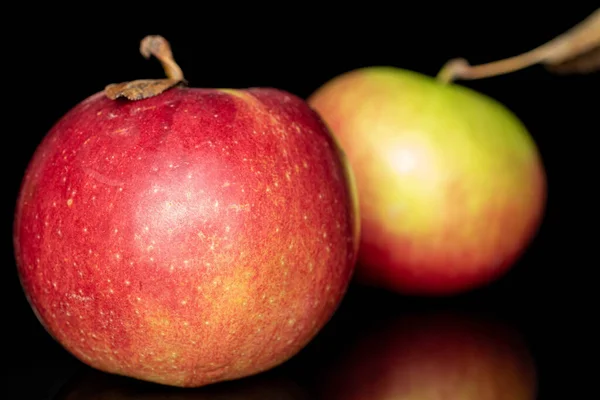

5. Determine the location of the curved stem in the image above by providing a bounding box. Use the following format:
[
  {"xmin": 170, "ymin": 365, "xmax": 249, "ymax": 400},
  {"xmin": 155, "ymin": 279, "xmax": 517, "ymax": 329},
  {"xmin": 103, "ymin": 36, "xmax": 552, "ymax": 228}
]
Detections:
[
  {"xmin": 437, "ymin": 8, "xmax": 600, "ymax": 84},
  {"xmin": 104, "ymin": 35, "xmax": 186, "ymax": 101},
  {"xmin": 140, "ymin": 35, "xmax": 184, "ymax": 81}
]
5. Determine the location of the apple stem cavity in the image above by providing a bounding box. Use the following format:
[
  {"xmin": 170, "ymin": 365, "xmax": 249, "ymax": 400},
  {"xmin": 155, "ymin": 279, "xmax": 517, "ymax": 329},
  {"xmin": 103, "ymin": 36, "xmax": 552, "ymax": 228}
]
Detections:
[
  {"xmin": 104, "ymin": 35, "xmax": 187, "ymax": 101},
  {"xmin": 437, "ymin": 8, "xmax": 600, "ymax": 84}
]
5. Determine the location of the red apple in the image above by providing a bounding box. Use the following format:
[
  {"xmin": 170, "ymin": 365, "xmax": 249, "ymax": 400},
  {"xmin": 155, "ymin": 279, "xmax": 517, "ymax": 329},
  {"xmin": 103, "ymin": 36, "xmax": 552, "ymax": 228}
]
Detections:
[
  {"xmin": 317, "ymin": 311, "xmax": 537, "ymax": 399},
  {"xmin": 308, "ymin": 66, "xmax": 546, "ymax": 295},
  {"xmin": 13, "ymin": 36, "xmax": 359, "ymax": 388},
  {"xmin": 54, "ymin": 368, "xmax": 310, "ymax": 399}
]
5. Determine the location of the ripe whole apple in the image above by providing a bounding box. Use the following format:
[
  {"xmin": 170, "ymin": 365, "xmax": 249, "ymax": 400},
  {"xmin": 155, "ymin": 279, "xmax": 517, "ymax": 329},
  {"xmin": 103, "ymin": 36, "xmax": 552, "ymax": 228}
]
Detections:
[
  {"xmin": 308, "ymin": 66, "xmax": 546, "ymax": 295},
  {"xmin": 13, "ymin": 37, "xmax": 359, "ymax": 387},
  {"xmin": 316, "ymin": 312, "xmax": 537, "ymax": 400}
]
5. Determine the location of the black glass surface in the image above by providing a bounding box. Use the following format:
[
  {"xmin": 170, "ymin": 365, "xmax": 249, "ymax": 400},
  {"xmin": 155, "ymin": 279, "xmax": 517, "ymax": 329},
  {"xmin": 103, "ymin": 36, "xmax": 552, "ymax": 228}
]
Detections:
[{"xmin": 4, "ymin": 6, "xmax": 597, "ymax": 399}]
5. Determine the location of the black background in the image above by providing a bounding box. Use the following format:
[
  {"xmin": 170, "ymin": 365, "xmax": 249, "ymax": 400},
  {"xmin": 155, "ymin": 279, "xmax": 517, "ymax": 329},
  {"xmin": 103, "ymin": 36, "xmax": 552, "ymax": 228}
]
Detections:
[{"xmin": 3, "ymin": 5, "xmax": 597, "ymax": 399}]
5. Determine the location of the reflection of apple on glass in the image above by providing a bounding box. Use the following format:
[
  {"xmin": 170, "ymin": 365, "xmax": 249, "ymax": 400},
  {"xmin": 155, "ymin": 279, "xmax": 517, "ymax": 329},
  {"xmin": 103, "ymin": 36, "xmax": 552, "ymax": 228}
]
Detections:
[
  {"xmin": 317, "ymin": 312, "xmax": 537, "ymax": 400},
  {"xmin": 53, "ymin": 368, "xmax": 310, "ymax": 400}
]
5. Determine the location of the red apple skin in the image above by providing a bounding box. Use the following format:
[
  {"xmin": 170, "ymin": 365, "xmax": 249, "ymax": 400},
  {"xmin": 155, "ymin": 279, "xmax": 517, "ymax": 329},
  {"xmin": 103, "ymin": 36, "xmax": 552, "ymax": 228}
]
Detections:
[
  {"xmin": 13, "ymin": 87, "xmax": 360, "ymax": 387},
  {"xmin": 308, "ymin": 67, "xmax": 547, "ymax": 295},
  {"xmin": 317, "ymin": 312, "xmax": 537, "ymax": 400}
]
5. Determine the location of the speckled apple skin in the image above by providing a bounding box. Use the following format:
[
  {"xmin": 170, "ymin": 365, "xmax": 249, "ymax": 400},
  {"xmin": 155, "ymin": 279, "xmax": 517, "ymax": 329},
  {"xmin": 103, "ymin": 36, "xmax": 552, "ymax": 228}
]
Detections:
[
  {"xmin": 14, "ymin": 87, "xmax": 360, "ymax": 387},
  {"xmin": 308, "ymin": 67, "xmax": 546, "ymax": 295}
]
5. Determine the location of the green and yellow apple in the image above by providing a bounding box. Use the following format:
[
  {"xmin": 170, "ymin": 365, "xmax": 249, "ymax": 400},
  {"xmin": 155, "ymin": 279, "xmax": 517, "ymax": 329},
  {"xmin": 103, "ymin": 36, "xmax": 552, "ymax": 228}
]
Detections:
[{"xmin": 308, "ymin": 67, "xmax": 546, "ymax": 295}]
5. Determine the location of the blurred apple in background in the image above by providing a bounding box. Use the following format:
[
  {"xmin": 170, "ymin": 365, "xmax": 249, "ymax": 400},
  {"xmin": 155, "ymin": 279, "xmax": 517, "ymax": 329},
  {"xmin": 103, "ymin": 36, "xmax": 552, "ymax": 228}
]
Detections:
[
  {"xmin": 316, "ymin": 311, "xmax": 537, "ymax": 400},
  {"xmin": 308, "ymin": 66, "xmax": 546, "ymax": 295},
  {"xmin": 53, "ymin": 367, "xmax": 309, "ymax": 399}
]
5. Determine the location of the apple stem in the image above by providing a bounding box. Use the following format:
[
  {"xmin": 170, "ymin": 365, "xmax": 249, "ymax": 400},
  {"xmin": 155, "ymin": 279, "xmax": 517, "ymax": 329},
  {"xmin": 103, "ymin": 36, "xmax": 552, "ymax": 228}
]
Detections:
[
  {"xmin": 437, "ymin": 8, "xmax": 600, "ymax": 84},
  {"xmin": 104, "ymin": 35, "xmax": 187, "ymax": 101},
  {"xmin": 139, "ymin": 35, "xmax": 185, "ymax": 82}
]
